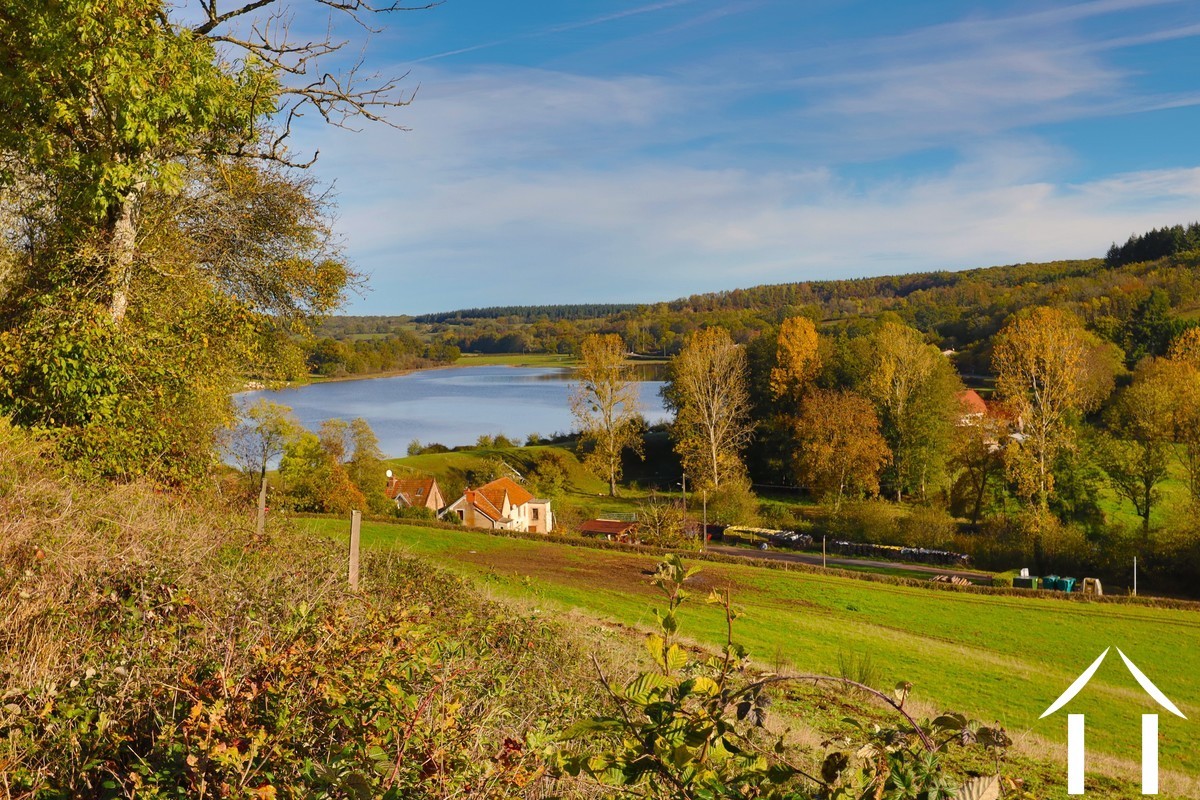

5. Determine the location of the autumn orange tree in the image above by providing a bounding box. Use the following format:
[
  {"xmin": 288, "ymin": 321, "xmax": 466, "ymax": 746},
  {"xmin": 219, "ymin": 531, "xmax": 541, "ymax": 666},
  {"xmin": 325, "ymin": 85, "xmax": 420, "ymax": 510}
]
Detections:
[
  {"xmin": 792, "ymin": 389, "xmax": 890, "ymax": 511},
  {"xmin": 992, "ymin": 307, "xmax": 1116, "ymax": 509},
  {"xmin": 570, "ymin": 333, "xmax": 644, "ymax": 496}
]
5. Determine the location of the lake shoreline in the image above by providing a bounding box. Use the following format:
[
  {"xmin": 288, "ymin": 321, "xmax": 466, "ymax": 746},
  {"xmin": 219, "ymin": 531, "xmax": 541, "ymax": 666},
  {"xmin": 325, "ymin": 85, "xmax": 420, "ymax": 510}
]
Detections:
[{"xmin": 240, "ymin": 359, "xmax": 575, "ymax": 392}]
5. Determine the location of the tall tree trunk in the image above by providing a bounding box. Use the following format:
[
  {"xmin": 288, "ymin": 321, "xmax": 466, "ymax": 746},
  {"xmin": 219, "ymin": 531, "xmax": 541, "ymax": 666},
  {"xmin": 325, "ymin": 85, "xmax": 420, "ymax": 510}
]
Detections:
[{"xmin": 107, "ymin": 186, "xmax": 142, "ymax": 324}]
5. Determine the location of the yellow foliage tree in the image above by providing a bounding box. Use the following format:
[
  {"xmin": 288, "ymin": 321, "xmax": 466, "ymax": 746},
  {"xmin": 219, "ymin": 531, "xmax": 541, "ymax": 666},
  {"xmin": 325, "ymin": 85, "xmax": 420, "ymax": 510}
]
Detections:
[
  {"xmin": 770, "ymin": 316, "xmax": 821, "ymax": 405},
  {"xmin": 666, "ymin": 328, "xmax": 753, "ymax": 489},
  {"xmin": 992, "ymin": 307, "xmax": 1114, "ymax": 508},
  {"xmin": 570, "ymin": 333, "xmax": 644, "ymax": 496}
]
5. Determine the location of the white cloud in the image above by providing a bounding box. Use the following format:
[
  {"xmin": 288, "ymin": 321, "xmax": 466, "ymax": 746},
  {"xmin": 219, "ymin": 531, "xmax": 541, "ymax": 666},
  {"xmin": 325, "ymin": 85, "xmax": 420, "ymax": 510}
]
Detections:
[{"xmin": 281, "ymin": 5, "xmax": 1200, "ymax": 313}]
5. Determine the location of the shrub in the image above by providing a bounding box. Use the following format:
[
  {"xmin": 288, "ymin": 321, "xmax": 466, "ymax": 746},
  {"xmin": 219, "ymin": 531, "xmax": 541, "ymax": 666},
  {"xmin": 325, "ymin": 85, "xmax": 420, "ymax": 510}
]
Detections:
[
  {"xmin": 493, "ymin": 433, "xmax": 516, "ymax": 448},
  {"xmin": 705, "ymin": 477, "xmax": 761, "ymax": 526},
  {"xmin": 820, "ymin": 500, "xmax": 899, "ymax": 543},
  {"xmin": 393, "ymin": 504, "xmax": 438, "ymax": 522},
  {"xmin": 893, "ymin": 505, "xmax": 958, "ymax": 549}
]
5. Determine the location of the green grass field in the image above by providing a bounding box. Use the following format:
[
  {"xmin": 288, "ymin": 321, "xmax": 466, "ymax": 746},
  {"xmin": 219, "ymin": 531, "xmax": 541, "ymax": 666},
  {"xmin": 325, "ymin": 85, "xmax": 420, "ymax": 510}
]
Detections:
[
  {"xmin": 301, "ymin": 516, "xmax": 1200, "ymax": 790},
  {"xmin": 455, "ymin": 352, "xmax": 578, "ymax": 367}
]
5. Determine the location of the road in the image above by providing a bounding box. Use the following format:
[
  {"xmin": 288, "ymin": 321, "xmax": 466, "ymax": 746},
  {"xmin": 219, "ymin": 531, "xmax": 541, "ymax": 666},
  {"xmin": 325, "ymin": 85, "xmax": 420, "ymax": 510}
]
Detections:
[{"xmin": 703, "ymin": 544, "xmax": 994, "ymax": 584}]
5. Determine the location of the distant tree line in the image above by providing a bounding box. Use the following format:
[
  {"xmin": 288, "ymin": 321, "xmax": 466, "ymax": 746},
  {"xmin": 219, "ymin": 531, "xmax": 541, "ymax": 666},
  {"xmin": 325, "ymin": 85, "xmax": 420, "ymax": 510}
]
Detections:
[
  {"xmin": 414, "ymin": 304, "xmax": 640, "ymax": 324},
  {"xmin": 304, "ymin": 329, "xmax": 460, "ymax": 378},
  {"xmin": 1106, "ymin": 222, "xmax": 1200, "ymax": 268}
]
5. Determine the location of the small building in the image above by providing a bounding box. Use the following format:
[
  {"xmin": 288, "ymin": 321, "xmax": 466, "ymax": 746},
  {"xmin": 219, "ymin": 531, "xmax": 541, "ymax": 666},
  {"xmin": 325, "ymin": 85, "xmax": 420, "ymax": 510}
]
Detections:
[
  {"xmin": 955, "ymin": 389, "xmax": 988, "ymax": 426},
  {"xmin": 442, "ymin": 476, "xmax": 553, "ymax": 533},
  {"xmin": 385, "ymin": 472, "xmax": 445, "ymax": 513},
  {"xmin": 579, "ymin": 519, "xmax": 639, "ymax": 543}
]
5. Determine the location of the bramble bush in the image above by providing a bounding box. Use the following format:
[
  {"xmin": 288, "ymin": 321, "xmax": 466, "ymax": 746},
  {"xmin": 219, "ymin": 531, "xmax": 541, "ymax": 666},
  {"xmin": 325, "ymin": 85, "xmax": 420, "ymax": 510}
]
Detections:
[{"xmin": 0, "ymin": 421, "xmax": 600, "ymax": 798}]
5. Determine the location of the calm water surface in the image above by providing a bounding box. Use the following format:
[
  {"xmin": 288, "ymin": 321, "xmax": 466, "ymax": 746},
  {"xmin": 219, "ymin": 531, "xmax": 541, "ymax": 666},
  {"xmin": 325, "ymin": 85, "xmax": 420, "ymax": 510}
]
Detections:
[{"xmin": 237, "ymin": 366, "xmax": 670, "ymax": 458}]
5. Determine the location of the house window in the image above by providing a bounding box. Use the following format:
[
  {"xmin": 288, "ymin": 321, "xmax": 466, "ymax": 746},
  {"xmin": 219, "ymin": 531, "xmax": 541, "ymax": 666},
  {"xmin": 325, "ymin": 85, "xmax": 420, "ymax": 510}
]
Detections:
[
  {"xmin": 456, "ymin": 510, "xmax": 464, "ymax": 521},
  {"xmin": 532, "ymin": 508, "xmax": 539, "ymax": 520}
]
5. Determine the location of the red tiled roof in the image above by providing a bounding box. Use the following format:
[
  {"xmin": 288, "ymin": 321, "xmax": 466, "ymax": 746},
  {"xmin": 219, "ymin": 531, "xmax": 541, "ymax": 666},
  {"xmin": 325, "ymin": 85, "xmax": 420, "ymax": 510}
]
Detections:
[
  {"xmin": 387, "ymin": 476, "xmax": 437, "ymax": 504},
  {"xmin": 579, "ymin": 519, "xmax": 638, "ymax": 536},
  {"xmin": 464, "ymin": 489, "xmax": 501, "ymax": 521},
  {"xmin": 476, "ymin": 476, "xmax": 533, "ymax": 512},
  {"xmin": 957, "ymin": 389, "xmax": 988, "ymax": 416}
]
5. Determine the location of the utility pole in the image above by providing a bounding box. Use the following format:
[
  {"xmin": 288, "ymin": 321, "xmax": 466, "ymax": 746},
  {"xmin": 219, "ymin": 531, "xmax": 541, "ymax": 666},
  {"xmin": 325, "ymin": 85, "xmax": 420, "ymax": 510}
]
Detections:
[
  {"xmin": 680, "ymin": 472, "xmax": 687, "ymax": 510},
  {"xmin": 823, "ymin": 535, "xmax": 827, "ymax": 569},
  {"xmin": 1133, "ymin": 556, "xmax": 1138, "ymax": 597}
]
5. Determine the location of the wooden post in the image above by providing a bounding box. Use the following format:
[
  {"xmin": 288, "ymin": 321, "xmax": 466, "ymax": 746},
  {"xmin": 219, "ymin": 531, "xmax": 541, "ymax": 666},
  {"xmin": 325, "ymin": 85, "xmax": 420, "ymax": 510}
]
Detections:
[
  {"xmin": 349, "ymin": 510, "xmax": 362, "ymax": 591},
  {"xmin": 1133, "ymin": 556, "xmax": 1138, "ymax": 597},
  {"xmin": 822, "ymin": 535, "xmax": 827, "ymax": 569},
  {"xmin": 256, "ymin": 475, "xmax": 267, "ymax": 538}
]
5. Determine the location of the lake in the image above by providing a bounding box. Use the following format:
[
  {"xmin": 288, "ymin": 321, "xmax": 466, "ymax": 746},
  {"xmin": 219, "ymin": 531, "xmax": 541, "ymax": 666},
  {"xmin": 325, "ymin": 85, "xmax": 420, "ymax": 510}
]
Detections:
[{"xmin": 237, "ymin": 366, "xmax": 671, "ymax": 457}]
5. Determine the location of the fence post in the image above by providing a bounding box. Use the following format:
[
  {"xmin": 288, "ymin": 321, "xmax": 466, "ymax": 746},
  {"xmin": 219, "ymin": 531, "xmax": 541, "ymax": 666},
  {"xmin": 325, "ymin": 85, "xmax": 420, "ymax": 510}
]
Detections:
[{"xmin": 349, "ymin": 510, "xmax": 362, "ymax": 591}]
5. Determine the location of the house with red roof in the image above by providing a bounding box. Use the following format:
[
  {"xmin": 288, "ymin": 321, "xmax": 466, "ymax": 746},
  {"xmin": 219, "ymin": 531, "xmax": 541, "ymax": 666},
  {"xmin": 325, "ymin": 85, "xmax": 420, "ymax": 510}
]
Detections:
[
  {"xmin": 955, "ymin": 389, "xmax": 988, "ymax": 426},
  {"xmin": 442, "ymin": 476, "xmax": 553, "ymax": 533},
  {"xmin": 385, "ymin": 472, "xmax": 445, "ymax": 513}
]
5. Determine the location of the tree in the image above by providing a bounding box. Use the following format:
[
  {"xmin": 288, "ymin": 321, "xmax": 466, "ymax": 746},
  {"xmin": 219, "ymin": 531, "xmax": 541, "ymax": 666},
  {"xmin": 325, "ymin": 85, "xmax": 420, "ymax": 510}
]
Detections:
[
  {"xmin": 636, "ymin": 492, "xmax": 688, "ymax": 547},
  {"xmin": 279, "ymin": 430, "xmax": 364, "ymax": 514},
  {"xmin": 769, "ymin": 316, "xmax": 820, "ymax": 404},
  {"xmin": 949, "ymin": 416, "xmax": 1009, "ymax": 527},
  {"xmin": 1167, "ymin": 328, "xmax": 1200, "ymax": 501},
  {"xmin": 347, "ymin": 418, "xmax": 389, "ymax": 514},
  {"xmin": 992, "ymin": 307, "xmax": 1114, "ymax": 508},
  {"xmin": 860, "ymin": 322, "xmax": 961, "ymax": 502},
  {"xmin": 571, "ymin": 333, "xmax": 644, "ymax": 496},
  {"xmin": 0, "ymin": 0, "xmax": 419, "ymax": 480},
  {"xmin": 793, "ymin": 389, "xmax": 890, "ymax": 512},
  {"xmin": 227, "ymin": 399, "xmax": 300, "ymax": 534},
  {"xmin": 665, "ymin": 328, "xmax": 754, "ymax": 489}
]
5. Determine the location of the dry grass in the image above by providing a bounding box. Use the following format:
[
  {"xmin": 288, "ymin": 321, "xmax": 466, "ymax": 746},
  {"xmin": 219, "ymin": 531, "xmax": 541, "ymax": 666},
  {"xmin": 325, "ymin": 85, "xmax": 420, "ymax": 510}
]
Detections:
[{"xmin": 0, "ymin": 421, "xmax": 342, "ymax": 690}]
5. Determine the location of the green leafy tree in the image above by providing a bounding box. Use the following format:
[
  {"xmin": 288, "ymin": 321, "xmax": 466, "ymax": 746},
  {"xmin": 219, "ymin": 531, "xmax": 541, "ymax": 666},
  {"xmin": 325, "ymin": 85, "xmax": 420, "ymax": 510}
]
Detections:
[
  {"xmin": 227, "ymin": 399, "xmax": 300, "ymax": 532},
  {"xmin": 1097, "ymin": 360, "xmax": 1175, "ymax": 533},
  {"xmin": 860, "ymin": 322, "xmax": 961, "ymax": 501},
  {"xmin": 0, "ymin": 0, "xmax": 415, "ymax": 480}
]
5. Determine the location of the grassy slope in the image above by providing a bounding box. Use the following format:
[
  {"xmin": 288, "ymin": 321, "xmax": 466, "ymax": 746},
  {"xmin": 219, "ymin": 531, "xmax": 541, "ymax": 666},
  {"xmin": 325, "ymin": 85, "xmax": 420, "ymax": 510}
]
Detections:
[
  {"xmin": 455, "ymin": 353, "xmax": 578, "ymax": 367},
  {"xmin": 302, "ymin": 517, "xmax": 1200, "ymax": 788}
]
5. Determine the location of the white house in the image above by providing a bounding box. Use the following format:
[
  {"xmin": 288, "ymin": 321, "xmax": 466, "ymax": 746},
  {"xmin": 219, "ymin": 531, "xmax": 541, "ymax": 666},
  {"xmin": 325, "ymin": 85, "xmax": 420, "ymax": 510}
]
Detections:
[{"xmin": 442, "ymin": 476, "xmax": 553, "ymax": 533}]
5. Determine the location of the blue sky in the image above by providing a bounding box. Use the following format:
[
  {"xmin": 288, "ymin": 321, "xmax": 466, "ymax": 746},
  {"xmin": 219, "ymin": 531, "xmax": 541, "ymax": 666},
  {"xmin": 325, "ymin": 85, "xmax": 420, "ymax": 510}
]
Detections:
[{"xmin": 285, "ymin": 0, "xmax": 1200, "ymax": 314}]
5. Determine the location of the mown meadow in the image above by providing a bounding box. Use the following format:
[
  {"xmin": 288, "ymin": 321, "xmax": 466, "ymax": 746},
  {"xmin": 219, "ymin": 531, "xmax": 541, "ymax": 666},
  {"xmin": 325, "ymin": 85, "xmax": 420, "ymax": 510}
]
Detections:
[{"xmin": 301, "ymin": 516, "xmax": 1200, "ymax": 793}]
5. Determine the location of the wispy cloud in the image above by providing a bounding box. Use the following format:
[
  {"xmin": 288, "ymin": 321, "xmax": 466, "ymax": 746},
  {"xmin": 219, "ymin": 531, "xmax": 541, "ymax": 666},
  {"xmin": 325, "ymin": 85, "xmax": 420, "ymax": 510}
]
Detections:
[
  {"xmin": 289, "ymin": 0, "xmax": 1200, "ymax": 313},
  {"xmin": 406, "ymin": 0, "xmax": 698, "ymax": 64}
]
